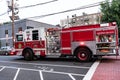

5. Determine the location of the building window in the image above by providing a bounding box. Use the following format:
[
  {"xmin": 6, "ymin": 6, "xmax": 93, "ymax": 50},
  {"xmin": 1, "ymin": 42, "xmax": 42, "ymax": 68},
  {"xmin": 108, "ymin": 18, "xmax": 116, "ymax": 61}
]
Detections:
[{"xmin": 5, "ymin": 30, "xmax": 8, "ymax": 34}]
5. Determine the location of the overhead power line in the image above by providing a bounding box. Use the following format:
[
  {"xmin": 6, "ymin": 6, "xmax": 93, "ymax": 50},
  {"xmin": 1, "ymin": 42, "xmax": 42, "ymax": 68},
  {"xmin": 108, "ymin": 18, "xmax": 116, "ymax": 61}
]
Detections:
[
  {"xmin": 0, "ymin": 0, "xmax": 58, "ymax": 17},
  {"xmin": 0, "ymin": 1, "xmax": 106, "ymax": 19},
  {"xmin": 18, "ymin": 0, "xmax": 58, "ymax": 9},
  {"xmin": 0, "ymin": 12, "xmax": 8, "ymax": 16},
  {"xmin": 28, "ymin": 1, "xmax": 104, "ymax": 19}
]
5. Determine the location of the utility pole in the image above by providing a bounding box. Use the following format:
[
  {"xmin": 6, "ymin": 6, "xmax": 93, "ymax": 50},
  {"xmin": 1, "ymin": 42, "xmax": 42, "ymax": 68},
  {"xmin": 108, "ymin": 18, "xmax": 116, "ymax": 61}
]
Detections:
[
  {"xmin": 7, "ymin": 0, "xmax": 19, "ymax": 47},
  {"xmin": 11, "ymin": 0, "xmax": 15, "ymax": 47}
]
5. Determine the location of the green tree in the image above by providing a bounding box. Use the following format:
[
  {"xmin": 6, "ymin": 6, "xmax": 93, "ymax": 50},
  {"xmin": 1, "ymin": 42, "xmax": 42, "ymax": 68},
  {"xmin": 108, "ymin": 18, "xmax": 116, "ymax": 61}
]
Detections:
[{"xmin": 100, "ymin": 0, "xmax": 120, "ymax": 28}]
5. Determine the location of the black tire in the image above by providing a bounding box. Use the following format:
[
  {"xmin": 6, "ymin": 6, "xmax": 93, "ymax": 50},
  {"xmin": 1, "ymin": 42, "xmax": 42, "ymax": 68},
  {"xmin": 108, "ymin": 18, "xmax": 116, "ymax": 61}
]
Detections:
[
  {"xmin": 23, "ymin": 49, "xmax": 33, "ymax": 61},
  {"xmin": 75, "ymin": 47, "xmax": 92, "ymax": 62}
]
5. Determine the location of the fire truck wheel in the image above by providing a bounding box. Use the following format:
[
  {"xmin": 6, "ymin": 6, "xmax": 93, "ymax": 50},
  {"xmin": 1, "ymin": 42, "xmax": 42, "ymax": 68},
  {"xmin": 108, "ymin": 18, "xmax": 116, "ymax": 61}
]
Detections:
[
  {"xmin": 75, "ymin": 47, "xmax": 92, "ymax": 62},
  {"xmin": 23, "ymin": 49, "xmax": 33, "ymax": 61}
]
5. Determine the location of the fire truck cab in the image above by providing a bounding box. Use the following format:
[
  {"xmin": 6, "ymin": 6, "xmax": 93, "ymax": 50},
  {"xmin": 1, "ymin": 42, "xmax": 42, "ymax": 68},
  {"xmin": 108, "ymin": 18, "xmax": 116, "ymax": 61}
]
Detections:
[{"xmin": 14, "ymin": 22, "xmax": 119, "ymax": 61}]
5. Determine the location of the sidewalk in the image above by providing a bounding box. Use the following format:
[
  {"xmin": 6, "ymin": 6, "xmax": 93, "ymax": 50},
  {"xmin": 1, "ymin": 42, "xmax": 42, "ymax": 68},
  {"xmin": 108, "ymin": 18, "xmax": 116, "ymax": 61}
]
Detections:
[{"xmin": 91, "ymin": 56, "xmax": 120, "ymax": 80}]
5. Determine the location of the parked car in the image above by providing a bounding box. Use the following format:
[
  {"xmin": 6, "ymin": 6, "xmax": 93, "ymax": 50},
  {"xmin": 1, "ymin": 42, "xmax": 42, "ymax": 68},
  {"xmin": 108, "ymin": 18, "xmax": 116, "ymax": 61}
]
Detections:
[{"xmin": 0, "ymin": 46, "xmax": 13, "ymax": 55}]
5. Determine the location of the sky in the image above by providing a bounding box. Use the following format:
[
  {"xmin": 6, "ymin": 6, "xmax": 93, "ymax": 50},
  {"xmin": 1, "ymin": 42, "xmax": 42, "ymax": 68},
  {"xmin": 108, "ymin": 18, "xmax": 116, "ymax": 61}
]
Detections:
[{"xmin": 0, "ymin": 0, "xmax": 105, "ymax": 25}]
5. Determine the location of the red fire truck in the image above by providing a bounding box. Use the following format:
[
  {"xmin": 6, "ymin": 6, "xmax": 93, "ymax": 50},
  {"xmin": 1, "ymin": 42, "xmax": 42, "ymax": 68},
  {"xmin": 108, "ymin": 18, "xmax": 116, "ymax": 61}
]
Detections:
[{"xmin": 14, "ymin": 22, "xmax": 119, "ymax": 61}]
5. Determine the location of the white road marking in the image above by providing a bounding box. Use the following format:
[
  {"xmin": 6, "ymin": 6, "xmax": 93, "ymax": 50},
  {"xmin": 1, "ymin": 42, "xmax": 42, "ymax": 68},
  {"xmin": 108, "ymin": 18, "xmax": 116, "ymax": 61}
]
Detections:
[
  {"xmin": 83, "ymin": 60, "xmax": 100, "ymax": 80},
  {"xmin": 0, "ymin": 61, "xmax": 90, "ymax": 69},
  {"xmin": 0, "ymin": 65, "xmax": 85, "ymax": 77},
  {"xmin": 68, "ymin": 74, "xmax": 76, "ymax": 80},
  {"xmin": 13, "ymin": 68, "xmax": 20, "ymax": 80},
  {"xmin": 36, "ymin": 66, "xmax": 54, "ymax": 71},
  {"xmin": 0, "ymin": 66, "xmax": 5, "ymax": 71},
  {"xmin": 39, "ymin": 71, "xmax": 44, "ymax": 80}
]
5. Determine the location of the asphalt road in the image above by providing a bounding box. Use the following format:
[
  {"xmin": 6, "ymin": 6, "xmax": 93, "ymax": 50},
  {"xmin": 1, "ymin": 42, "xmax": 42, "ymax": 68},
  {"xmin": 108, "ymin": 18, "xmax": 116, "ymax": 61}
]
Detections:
[{"xmin": 0, "ymin": 56, "xmax": 96, "ymax": 80}]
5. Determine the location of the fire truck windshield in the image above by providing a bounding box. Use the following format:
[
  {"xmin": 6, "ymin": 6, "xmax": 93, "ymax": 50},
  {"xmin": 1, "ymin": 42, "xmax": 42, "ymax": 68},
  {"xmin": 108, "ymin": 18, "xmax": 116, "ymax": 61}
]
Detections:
[{"xmin": 16, "ymin": 35, "xmax": 23, "ymax": 41}]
